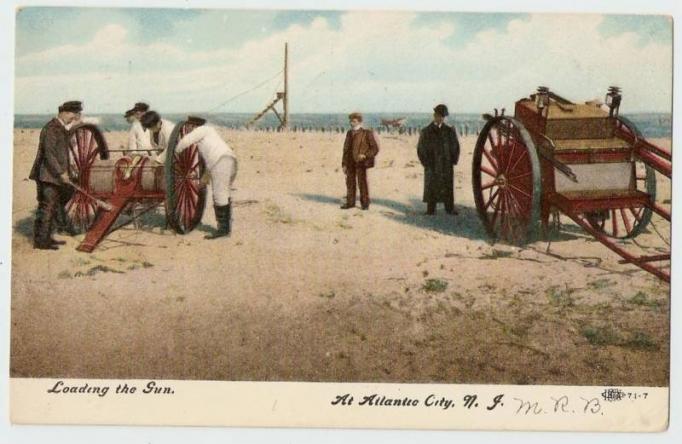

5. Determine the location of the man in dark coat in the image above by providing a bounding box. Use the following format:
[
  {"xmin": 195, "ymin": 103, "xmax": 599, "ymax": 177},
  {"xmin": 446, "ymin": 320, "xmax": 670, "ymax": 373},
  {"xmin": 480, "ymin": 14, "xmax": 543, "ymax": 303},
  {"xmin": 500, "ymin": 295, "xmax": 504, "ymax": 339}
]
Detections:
[
  {"xmin": 29, "ymin": 100, "xmax": 83, "ymax": 249},
  {"xmin": 417, "ymin": 104, "xmax": 460, "ymax": 215},
  {"xmin": 341, "ymin": 112, "xmax": 380, "ymax": 210}
]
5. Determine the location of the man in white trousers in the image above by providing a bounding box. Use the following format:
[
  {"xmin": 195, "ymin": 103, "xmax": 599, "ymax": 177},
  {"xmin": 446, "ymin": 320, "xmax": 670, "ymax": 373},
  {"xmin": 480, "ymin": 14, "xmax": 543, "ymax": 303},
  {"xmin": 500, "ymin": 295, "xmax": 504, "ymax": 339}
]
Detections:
[{"xmin": 175, "ymin": 116, "xmax": 238, "ymax": 239}]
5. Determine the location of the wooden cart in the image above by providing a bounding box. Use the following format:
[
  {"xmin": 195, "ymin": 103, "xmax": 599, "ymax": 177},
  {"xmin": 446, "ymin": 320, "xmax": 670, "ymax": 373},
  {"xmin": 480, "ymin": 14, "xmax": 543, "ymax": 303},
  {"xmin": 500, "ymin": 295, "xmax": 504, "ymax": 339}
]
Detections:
[{"xmin": 472, "ymin": 87, "xmax": 671, "ymax": 281}]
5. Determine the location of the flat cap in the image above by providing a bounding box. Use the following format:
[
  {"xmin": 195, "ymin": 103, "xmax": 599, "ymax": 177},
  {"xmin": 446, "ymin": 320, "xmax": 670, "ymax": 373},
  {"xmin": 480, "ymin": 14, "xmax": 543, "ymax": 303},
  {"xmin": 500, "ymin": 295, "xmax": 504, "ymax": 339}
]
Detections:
[
  {"xmin": 140, "ymin": 110, "xmax": 161, "ymax": 129},
  {"xmin": 59, "ymin": 100, "xmax": 83, "ymax": 113},
  {"xmin": 348, "ymin": 112, "xmax": 363, "ymax": 122},
  {"xmin": 134, "ymin": 102, "xmax": 149, "ymax": 112},
  {"xmin": 187, "ymin": 115, "xmax": 207, "ymax": 126}
]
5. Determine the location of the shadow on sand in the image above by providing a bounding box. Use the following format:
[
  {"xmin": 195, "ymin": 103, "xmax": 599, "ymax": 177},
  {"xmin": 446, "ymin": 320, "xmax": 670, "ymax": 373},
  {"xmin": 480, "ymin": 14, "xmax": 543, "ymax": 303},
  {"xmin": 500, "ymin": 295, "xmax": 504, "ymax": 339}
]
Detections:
[
  {"xmin": 293, "ymin": 192, "xmax": 587, "ymax": 243},
  {"xmin": 14, "ymin": 214, "xmax": 34, "ymax": 241},
  {"xmin": 133, "ymin": 209, "xmax": 213, "ymax": 235},
  {"xmin": 13, "ymin": 208, "xmax": 215, "ymax": 244},
  {"xmin": 294, "ymin": 193, "xmax": 490, "ymax": 241}
]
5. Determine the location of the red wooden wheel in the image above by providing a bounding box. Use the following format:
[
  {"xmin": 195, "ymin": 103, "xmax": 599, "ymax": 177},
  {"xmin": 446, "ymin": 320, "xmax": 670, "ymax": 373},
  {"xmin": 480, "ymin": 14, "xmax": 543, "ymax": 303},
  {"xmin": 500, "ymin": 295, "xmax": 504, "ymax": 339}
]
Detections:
[
  {"xmin": 164, "ymin": 121, "xmax": 207, "ymax": 234},
  {"xmin": 472, "ymin": 116, "xmax": 541, "ymax": 244},
  {"xmin": 584, "ymin": 117, "xmax": 656, "ymax": 239},
  {"xmin": 64, "ymin": 124, "xmax": 109, "ymax": 232}
]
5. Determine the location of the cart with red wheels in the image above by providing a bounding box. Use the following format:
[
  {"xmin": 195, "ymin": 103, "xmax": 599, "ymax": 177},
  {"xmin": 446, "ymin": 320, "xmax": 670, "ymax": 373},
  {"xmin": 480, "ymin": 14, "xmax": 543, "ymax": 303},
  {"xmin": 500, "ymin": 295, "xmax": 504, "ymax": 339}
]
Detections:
[
  {"xmin": 63, "ymin": 119, "xmax": 207, "ymax": 252},
  {"xmin": 472, "ymin": 87, "xmax": 671, "ymax": 282}
]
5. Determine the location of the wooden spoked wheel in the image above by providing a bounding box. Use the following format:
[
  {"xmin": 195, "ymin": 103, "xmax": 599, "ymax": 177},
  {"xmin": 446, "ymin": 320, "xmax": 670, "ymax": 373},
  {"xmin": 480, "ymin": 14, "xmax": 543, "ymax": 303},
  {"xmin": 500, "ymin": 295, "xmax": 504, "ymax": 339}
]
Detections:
[
  {"xmin": 472, "ymin": 116, "xmax": 542, "ymax": 244},
  {"xmin": 65, "ymin": 124, "xmax": 109, "ymax": 233},
  {"xmin": 584, "ymin": 117, "xmax": 656, "ymax": 239},
  {"xmin": 165, "ymin": 121, "xmax": 207, "ymax": 234}
]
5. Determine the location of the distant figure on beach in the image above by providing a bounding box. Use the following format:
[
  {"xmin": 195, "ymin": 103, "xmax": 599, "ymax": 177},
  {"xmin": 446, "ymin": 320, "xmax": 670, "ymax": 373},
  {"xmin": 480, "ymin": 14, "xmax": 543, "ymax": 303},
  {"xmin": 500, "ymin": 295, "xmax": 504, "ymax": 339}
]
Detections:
[
  {"xmin": 417, "ymin": 104, "xmax": 460, "ymax": 215},
  {"xmin": 29, "ymin": 100, "xmax": 83, "ymax": 250},
  {"xmin": 124, "ymin": 102, "xmax": 153, "ymax": 154},
  {"xmin": 140, "ymin": 111, "xmax": 176, "ymax": 164},
  {"xmin": 175, "ymin": 116, "xmax": 238, "ymax": 239},
  {"xmin": 341, "ymin": 112, "xmax": 380, "ymax": 210},
  {"xmin": 380, "ymin": 117, "xmax": 407, "ymax": 132}
]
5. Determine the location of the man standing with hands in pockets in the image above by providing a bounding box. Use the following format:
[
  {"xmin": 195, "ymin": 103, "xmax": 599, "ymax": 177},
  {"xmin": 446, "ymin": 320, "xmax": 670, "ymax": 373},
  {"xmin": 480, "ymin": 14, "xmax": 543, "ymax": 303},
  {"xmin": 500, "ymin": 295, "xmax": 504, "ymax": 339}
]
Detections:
[{"xmin": 417, "ymin": 104, "xmax": 460, "ymax": 215}]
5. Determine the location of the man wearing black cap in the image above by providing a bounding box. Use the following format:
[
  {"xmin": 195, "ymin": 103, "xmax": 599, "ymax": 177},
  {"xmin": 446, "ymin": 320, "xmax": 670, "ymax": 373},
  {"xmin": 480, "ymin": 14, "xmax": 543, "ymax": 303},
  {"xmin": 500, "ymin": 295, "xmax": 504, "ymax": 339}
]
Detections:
[
  {"xmin": 29, "ymin": 100, "xmax": 83, "ymax": 249},
  {"xmin": 140, "ymin": 110, "xmax": 176, "ymax": 163},
  {"xmin": 417, "ymin": 104, "xmax": 460, "ymax": 215},
  {"xmin": 125, "ymin": 102, "xmax": 152, "ymax": 154}
]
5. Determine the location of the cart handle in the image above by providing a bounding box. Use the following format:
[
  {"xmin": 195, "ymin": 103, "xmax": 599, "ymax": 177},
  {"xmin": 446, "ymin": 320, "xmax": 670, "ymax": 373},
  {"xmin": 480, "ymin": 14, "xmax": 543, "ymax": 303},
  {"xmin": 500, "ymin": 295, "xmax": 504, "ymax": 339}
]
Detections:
[{"xmin": 538, "ymin": 134, "xmax": 578, "ymax": 183}]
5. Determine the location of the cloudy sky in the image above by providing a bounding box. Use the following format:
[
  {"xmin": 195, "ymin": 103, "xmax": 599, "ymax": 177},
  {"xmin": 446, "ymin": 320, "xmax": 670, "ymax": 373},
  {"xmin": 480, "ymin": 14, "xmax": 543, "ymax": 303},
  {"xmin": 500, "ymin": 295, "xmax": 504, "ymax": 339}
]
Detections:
[{"xmin": 14, "ymin": 8, "xmax": 673, "ymax": 114}]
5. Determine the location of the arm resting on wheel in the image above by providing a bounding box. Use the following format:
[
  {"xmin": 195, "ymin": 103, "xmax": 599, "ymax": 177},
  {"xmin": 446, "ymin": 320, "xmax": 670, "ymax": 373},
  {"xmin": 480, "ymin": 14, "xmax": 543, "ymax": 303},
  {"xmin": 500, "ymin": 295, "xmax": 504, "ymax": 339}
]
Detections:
[{"xmin": 176, "ymin": 126, "xmax": 207, "ymax": 154}]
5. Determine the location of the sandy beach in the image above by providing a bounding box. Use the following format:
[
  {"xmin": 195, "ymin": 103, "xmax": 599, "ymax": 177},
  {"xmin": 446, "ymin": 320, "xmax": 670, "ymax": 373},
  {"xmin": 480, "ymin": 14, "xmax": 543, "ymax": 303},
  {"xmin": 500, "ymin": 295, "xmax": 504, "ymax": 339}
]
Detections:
[{"xmin": 10, "ymin": 127, "xmax": 671, "ymax": 385}]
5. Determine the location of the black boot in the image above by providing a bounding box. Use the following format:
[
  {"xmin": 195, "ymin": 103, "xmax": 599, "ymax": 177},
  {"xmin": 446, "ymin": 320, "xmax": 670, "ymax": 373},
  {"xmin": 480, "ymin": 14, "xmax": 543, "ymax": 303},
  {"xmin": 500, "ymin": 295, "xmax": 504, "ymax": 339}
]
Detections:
[
  {"xmin": 445, "ymin": 202, "xmax": 459, "ymax": 215},
  {"xmin": 205, "ymin": 203, "xmax": 231, "ymax": 240}
]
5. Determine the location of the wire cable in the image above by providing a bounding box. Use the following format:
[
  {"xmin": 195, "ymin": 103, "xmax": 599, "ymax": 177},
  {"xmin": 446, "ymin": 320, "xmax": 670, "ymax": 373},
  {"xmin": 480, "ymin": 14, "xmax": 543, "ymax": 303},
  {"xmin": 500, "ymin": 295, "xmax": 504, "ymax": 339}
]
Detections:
[{"xmin": 207, "ymin": 70, "xmax": 283, "ymax": 112}]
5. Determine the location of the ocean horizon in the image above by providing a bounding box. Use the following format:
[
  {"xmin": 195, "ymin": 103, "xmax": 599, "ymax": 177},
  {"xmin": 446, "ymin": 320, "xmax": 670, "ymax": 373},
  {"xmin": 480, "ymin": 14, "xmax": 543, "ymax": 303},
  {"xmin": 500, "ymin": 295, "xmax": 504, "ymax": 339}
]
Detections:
[{"xmin": 13, "ymin": 112, "xmax": 672, "ymax": 138}]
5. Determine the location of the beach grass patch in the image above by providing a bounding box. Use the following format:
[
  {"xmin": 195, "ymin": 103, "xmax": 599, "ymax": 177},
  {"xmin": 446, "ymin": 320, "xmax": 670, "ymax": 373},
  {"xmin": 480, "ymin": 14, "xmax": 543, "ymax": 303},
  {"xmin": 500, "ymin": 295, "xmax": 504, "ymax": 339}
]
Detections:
[
  {"xmin": 264, "ymin": 202, "xmax": 294, "ymax": 224},
  {"xmin": 480, "ymin": 249, "xmax": 514, "ymax": 260},
  {"xmin": 581, "ymin": 326, "xmax": 621, "ymax": 346},
  {"xmin": 422, "ymin": 278, "xmax": 448, "ymax": 293},
  {"xmin": 623, "ymin": 331, "xmax": 658, "ymax": 351},
  {"xmin": 319, "ymin": 291, "xmax": 336, "ymax": 299},
  {"xmin": 588, "ymin": 278, "xmax": 615, "ymax": 290},
  {"xmin": 74, "ymin": 265, "xmax": 125, "ymax": 278},
  {"xmin": 546, "ymin": 286, "xmax": 576, "ymax": 307},
  {"xmin": 627, "ymin": 291, "xmax": 662, "ymax": 308}
]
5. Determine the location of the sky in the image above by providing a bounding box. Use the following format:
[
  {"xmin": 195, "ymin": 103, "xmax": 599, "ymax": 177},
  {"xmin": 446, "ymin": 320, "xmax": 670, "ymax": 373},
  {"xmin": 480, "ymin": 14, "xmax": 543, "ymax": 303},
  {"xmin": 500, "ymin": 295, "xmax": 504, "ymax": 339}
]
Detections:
[{"xmin": 13, "ymin": 8, "xmax": 673, "ymax": 114}]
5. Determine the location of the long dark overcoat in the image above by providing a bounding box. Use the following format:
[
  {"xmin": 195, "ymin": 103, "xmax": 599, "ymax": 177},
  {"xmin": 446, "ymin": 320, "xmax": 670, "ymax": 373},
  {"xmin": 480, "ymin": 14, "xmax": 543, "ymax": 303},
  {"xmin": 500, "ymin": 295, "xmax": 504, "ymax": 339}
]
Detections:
[
  {"xmin": 29, "ymin": 118, "xmax": 70, "ymax": 185},
  {"xmin": 417, "ymin": 122, "xmax": 460, "ymax": 203}
]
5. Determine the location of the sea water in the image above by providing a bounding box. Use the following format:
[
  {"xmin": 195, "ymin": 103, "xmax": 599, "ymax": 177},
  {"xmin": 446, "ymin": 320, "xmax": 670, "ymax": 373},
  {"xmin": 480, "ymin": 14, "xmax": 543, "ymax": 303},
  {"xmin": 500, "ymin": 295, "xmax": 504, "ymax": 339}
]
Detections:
[{"xmin": 13, "ymin": 112, "xmax": 672, "ymax": 138}]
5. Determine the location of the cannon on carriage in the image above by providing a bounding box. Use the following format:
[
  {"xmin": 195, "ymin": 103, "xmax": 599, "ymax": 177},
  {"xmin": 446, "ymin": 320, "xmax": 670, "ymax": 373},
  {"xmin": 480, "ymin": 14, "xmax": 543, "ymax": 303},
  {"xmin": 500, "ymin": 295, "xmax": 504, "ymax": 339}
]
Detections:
[
  {"xmin": 472, "ymin": 86, "xmax": 671, "ymax": 282},
  {"xmin": 63, "ymin": 120, "xmax": 208, "ymax": 252}
]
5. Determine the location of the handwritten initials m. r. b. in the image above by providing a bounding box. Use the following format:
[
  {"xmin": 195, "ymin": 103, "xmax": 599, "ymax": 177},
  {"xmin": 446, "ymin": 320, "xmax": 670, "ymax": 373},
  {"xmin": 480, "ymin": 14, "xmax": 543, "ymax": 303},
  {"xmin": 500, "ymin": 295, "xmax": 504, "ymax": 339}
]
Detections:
[{"xmin": 513, "ymin": 398, "xmax": 543, "ymax": 415}]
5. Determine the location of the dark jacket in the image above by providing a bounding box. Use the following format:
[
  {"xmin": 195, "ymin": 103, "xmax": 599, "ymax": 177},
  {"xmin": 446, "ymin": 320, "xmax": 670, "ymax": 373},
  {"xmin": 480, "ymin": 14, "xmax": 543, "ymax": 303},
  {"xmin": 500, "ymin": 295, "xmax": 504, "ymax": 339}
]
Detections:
[
  {"xmin": 342, "ymin": 128, "xmax": 379, "ymax": 169},
  {"xmin": 29, "ymin": 118, "xmax": 70, "ymax": 185},
  {"xmin": 417, "ymin": 122, "xmax": 460, "ymax": 203}
]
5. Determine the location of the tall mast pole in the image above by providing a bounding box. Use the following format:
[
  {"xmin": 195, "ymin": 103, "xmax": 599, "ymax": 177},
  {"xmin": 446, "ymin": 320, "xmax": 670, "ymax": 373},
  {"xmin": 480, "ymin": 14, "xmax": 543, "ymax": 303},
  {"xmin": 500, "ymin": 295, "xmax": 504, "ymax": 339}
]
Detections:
[{"xmin": 283, "ymin": 42, "xmax": 289, "ymax": 129}]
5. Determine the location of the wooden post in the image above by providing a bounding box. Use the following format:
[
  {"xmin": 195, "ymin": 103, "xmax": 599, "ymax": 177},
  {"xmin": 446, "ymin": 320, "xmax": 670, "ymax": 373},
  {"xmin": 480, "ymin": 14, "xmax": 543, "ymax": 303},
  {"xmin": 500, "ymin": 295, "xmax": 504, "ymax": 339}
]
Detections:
[
  {"xmin": 245, "ymin": 43, "xmax": 290, "ymax": 130},
  {"xmin": 283, "ymin": 42, "xmax": 289, "ymax": 130}
]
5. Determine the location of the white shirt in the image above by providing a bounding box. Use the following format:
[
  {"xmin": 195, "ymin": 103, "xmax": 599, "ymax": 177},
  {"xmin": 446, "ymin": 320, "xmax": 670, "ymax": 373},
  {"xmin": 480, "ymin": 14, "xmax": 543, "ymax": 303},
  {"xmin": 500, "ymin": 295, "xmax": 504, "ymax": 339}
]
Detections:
[
  {"xmin": 175, "ymin": 125, "xmax": 236, "ymax": 170},
  {"xmin": 65, "ymin": 116, "xmax": 100, "ymax": 131},
  {"xmin": 152, "ymin": 119, "xmax": 176, "ymax": 164},
  {"xmin": 127, "ymin": 120, "xmax": 152, "ymax": 152}
]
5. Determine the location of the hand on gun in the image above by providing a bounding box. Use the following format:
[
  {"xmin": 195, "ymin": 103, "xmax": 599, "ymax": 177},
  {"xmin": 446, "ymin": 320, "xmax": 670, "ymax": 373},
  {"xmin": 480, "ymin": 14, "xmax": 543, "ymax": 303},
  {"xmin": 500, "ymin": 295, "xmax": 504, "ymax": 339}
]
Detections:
[
  {"xmin": 61, "ymin": 173, "xmax": 113, "ymax": 211},
  {"xmin": 200, "ymin": 171, "xmax": 211, "ymax": 188}
]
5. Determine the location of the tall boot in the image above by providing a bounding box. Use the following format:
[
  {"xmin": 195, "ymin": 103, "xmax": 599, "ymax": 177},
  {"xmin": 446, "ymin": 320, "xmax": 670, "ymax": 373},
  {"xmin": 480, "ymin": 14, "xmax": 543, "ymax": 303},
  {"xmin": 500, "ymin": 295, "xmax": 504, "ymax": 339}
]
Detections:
[
  {"xmin": 33, "ymin": 211, "xmax": 58, "ymax": 250},
  {"xmin": 205, "ymin": 203, "xmax": 231, "ymax": 240}
]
